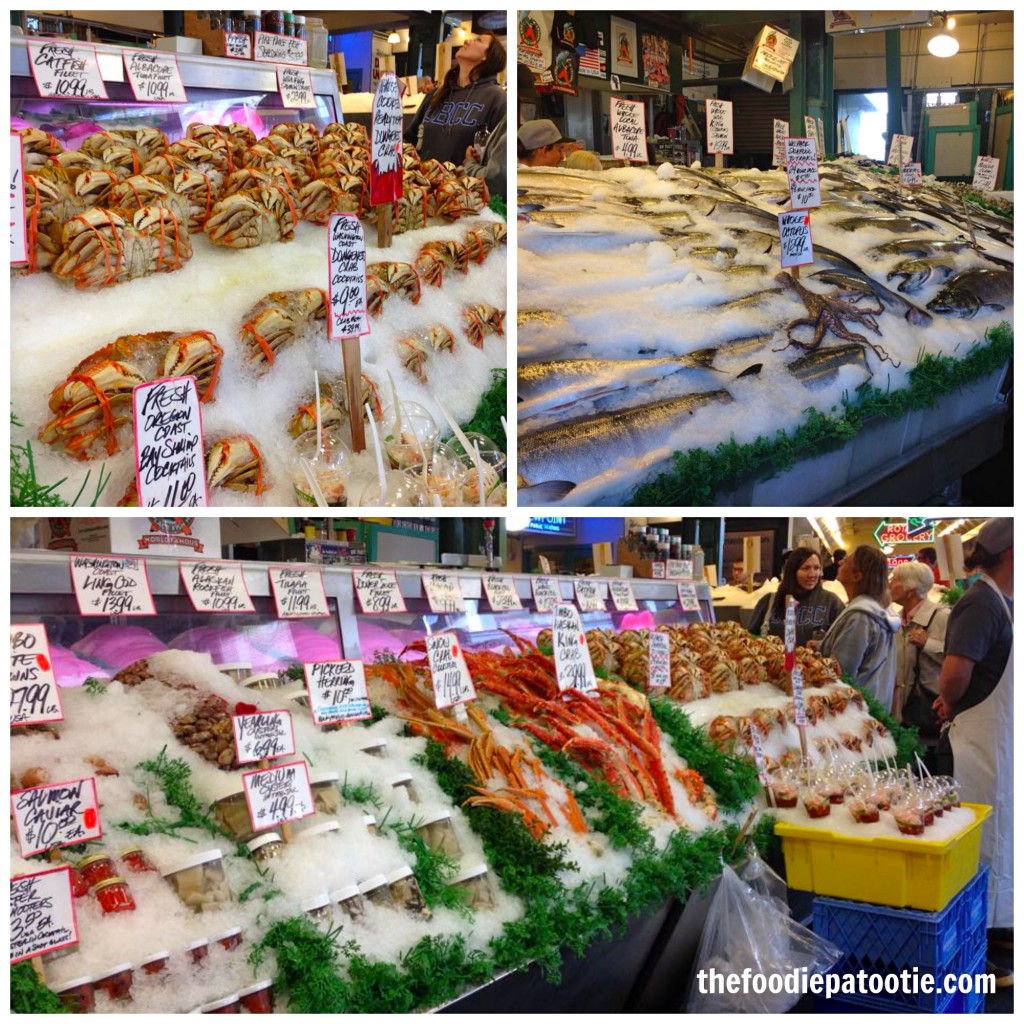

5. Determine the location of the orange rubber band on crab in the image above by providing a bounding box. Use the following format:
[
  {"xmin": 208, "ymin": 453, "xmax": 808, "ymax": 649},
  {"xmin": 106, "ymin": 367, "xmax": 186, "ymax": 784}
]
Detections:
[{"xmin": 65, "ymin": 372, "xmax": 119, "ymax": 456}]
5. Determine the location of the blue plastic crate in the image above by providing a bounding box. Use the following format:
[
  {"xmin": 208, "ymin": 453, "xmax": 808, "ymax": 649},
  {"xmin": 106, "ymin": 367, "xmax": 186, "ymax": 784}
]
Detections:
[
  {"xmin": 956, "ymin": 867, "xmax": 989, "ymax": 965},
  {"xmin": 952, "ymin": 948, "xmax": 991, "ymax": 1014}
]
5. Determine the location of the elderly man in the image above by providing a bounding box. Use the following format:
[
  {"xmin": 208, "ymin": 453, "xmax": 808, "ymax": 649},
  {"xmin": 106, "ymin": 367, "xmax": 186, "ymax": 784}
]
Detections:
[{"xmin": 890, "ymin": 561, "xmax": 949, "ymax": 741}]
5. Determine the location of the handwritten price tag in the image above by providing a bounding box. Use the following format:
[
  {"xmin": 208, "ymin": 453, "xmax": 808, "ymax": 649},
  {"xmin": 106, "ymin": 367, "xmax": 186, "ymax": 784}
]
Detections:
[
  {"xmin": 10, "ymin": 866, "xmax": 78, "ymax": 964},
  {"xmin": 608, "ymin": 578, "xmax": 638, "ymax": 611},
  {"xmin": 666, "ymin": 559, "xmax": 693, "ymax": 580},
  {"xmin": 269, "ymin": 566, "xmax": 329, "ymax": 618},
  {"xmin": 242, "ymin": 760, "xmax": 315, "ymax": 830},
  {"xmin": 531, "ymin": 576, "xmax": 560, "ymax": 613},
  {"xmin": 353, "ymin": 568, "xmax": 407, "ymax": 614},
  {"xmin": 553, "ymin": 603, "xmax": 598, "ymax": 694},
  {"xmin": 10, "ymin": 624, "xmax": 63, "ymax": 727},
  {"xmin": 804, "ymin": 115, "xmax": 820, "ymax": 154},
  {"xmin": 370, "ymin": 71, "xmax": 404, "ymax": 204},
  {"xmin": 71, "ymin": 555, "xmax": 155, "ymax": 616},
  {"xmin": 651, "ymin": 561, "xmax": 666, "ymax": 579},
  {"xmin": 133, "ymin": 376, "xmax": 207, "ymax": 507},
  {"xmin": 12, "ymin": 777, "xmax": 101, "ymax": 857},
  {"xmin": 232, "ymin": 710, "xmax": 295, "ymax": 765},
  {"xmin": 772, "ymin": 119, "xmax": 789, "ymax": 167},
  {"xmin": 27, "ymin": 40, "xmax": 107, "ymax": 100},
  {"xmin": 327, "ymin": 213, "xmax": 369, "ymax": 339},
  {"xmin": 483, "ymin": 575, "xmax": 523, "ymax": 612},
  {"xmin": 778, "ymin": 209, "xmax": 814, "ymax": 269},
  {"xmin": 426, "ymin": 633, "xmax": 477, "ymax": 709},
  {"xmin": 124, "ymin": 50, "xmax": 186, "ymax": 103},
  {"xmin": 181, "ymin": 561, "xmax": 254, "ymax": 613},
  {"xmin": 422, "ymin": 571, "xmax": 466, "ymax": 613},
  {"xmin": 277, "ymin": 64, "xmax": 314, "ymax": 108},
  {"xmin": 784, "ymin": 137, "xmax": 821, "ymax": 209},
  {"xmin": 784, "ymin": 600, "xmax": 797, "ymax": 653},
  {"xmin": 649, "ymin": 631, "xmax": 671, "ymax": 689},
  {"xmin": 972, "ymin": 155, "xmax": 999, "ymax": 192},
  {"xmin": 224, "ymin": 31, "xmax": 252, "ymax": 59},
  {"xmin": 792, "ymin": 666, "xmax": 807, "ymax": 727},
  {"xmin": 706, "ymin": 98, "xmax": 733, "ymax": 155},
  {"xmin": 254, "ymin": 30, "xmax": 307, "ymax": 65},
  {"xmin": 887, "ymin": 133, "xmax": 914, "ymax": 167},
  {"xmin": 10, "ymin": 133, "xmax": 26, "ymax": 265},
  {"xmin": 304, "ymin": 661, "xmax": 371, "ymax": 724},
  {"xmin": 900, "ymin": 162, "xmax": 923, "ymax": 186},
  {"xmin": 610, "ymin": 96, "xmax": 648, "ymax": 162},
  {"xmin": 750, "ymin": 725, "xmax": 769, "ymax": 783},
  {"xmin": 677, "ymin": 583, "xmax": 701, "ymax": 613},
  {"xmin": 574, "ymin": 578, "xmax": 605, "ymax": 612}
]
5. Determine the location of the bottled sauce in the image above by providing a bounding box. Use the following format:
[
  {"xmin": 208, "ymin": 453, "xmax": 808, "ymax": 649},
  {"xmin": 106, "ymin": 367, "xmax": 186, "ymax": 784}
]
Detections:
[
  {"xmin": 209, "ymin": 11, "xmax": 226, "ymax": 31},
  {"xmin": 283, "ymin": 11, "xmax": 295, "ymax": 36},
  {"xmin": 293, "ymin": 14, "xmax": 306, "ymax": 40},
  {"xmin": 244, "ymin": 11, "xmax": 261, "ymax": 37},
  {"xmin": 263, "ymin": 10, "xmax": 283, "ymax": 35}
]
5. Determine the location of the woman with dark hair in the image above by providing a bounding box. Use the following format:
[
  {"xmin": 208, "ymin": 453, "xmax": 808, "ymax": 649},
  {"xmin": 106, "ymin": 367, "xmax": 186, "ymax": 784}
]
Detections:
[
  {"xmin": 748, "ymin": 547, "xmax": 843, "ymax": 647},
  {"xmin": 819, "ymin": 545, "xmax": 900, "ymax": 709},
  {"xmin": 404, "ymin": 33, "xmax": 506, "ymax": 166}
]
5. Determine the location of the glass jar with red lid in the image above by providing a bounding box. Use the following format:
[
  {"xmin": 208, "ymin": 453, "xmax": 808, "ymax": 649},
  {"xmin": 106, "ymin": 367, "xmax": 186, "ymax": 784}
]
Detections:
[
  {"xmin": 93, "ymin": 876, "xmax": 136, "ymax": 914},
  {"xmin": 69, "ymin": 864, "xmax": 91, "ymax": 898},
  {"xmin": 120, "ymin": 846, "xmax": 157, "ymax": 874},
  {"xmin": 78, "ymin": 853, "xmax": 117, "ymax": 889}
]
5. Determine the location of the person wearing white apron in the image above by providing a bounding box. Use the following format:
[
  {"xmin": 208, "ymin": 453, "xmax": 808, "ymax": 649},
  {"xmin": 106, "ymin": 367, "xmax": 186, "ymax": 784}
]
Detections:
[{"xmin": 934, "ymin": 518, "xmax": 1013, "ymax": 986}]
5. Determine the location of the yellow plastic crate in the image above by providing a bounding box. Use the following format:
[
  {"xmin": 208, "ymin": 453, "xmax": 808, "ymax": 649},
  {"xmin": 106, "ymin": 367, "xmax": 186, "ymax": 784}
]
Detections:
[{"xmin": 776, "ymin": 803, "xmax": 991, "ymax": 911}]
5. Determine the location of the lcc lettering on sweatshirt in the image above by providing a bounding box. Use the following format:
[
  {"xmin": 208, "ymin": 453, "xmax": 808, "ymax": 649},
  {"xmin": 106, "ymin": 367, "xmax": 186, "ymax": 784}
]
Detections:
[{"xmin": 425, "ymin": 101, "xmax": 485, "ymax": 128}]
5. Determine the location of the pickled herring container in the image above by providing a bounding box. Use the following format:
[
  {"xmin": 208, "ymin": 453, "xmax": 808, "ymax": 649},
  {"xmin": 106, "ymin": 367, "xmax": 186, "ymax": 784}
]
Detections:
[
  {"xmin": 416, "ymin": 811, "xmax": 461, "ymax": 857},
  {"xmin": 452, "ymin": 864, "xmax": 496, "ymax": 911},
  {"xmin": 161, "ymin": 850, "xmax": 232, "ymax": 912},
  {"xmin": 308, "ymin": 771, "xmax": 342, "ymax": 816}
]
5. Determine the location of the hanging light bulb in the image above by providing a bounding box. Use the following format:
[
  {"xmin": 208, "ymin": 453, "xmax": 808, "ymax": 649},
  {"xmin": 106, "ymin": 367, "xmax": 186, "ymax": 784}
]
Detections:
[
  {"xmin": 927, "ymin": 15, "xmax": 960, "ymax": 58},
  {"xmin": 387, "ymin": 30, "xmax": 400, "ymax": 44},
  {"xmin": 947, "ymin": 15, "xmax": 956, "ymax": 29}
]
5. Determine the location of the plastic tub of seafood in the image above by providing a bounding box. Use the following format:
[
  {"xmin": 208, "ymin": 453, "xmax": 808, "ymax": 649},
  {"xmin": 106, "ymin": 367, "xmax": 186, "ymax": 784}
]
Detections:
[
  {"xmin": 214, "ymin": 663, "xmax": 251, "ymax": 684},
  {"xmin": 50, "ymin": 975, "xmax": 95, "ymax": 1013},
  {"xmin": 285, "ymin": 688, "xmax": 311, "ymax": 710},
  {"xmin": 246, "ymin": 832, "xmax": 284, "ymax": 865},
  {"xmin": 776, "ymin": 802, "xmax": 991, "ymax": 911},
  {"xmin": 139, "ymin": 951, "xmax": 170, "ymax": 975},
  {"xmin": 209, "ymin": 782, "xmax": 255, "ymax": 842},
  {"xmin": 308, "ymin": 771, "xmax": 342, "ymax": 815},
  {"xmin": 295, "ymin": 820, "xmax": 340, "ymax": 842},
  {"xmin": 452, "ymin": 864, "xmax": 496, "ymax": 911},
  {"xmin": 302, "ymin": 891, "xmax": 333, "ymax": 928},
  {"xmin": 362, "ymin": 814, "xmax": 379, "ymax": 837},
  {"xmin": 241, "ymin": 672, "xmax": 284, "ymax": 692},
  {"xmin": 387, "ymin": 865, "xmax": 429, "ymax": 917},
  {"xmin": 161, "ymin": 850, "xmax": 232, "ymax": 912},
  {"xmin": 212, "ymin": 926, "xmax": 243, "ymax": 951},
  {"xmin": 358, "ymin": 738, "xmax": 387, "ymax": 757},
  {"xmin": 389, "ymin": 773, "xmax": 419, "ymax": 805},
  {"xmin": 198, "ymin": 992, "xmax": 240, "ymax": 1013},
  {"xmin": 331, "ymin": 884, "xmax": 365, "ymax": 921},
  {"xmin": 237, "ymin": 979, "xmax": 275, "ymax": 1014},
  {"xmin": 358, "ymin": 874, "xmax": 393, "ymax": 907},
  {"xmin": 187, "ymin": 939, "xmax": 209, "ymax": 964},
  {"xmin": 416, "ymin": 811, "xmax": 461, "ymax": 857},
  {"xmin": 93, "ymin": 962, "xmax": 134, "ymax": 1001}
]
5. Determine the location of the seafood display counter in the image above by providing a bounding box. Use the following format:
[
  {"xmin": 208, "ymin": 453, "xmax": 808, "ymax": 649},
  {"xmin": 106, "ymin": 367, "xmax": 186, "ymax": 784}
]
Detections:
[
  {"xmin": 517, "ymin": 161, "xmax": 1012, "ymax": 506},
  {"xmin": 11, "ymin": 38, "xmax": 507, "ymax": 507},
  {"xmin": 11, "ymin": 551, "xmax": 902, "ymax": 1013}
]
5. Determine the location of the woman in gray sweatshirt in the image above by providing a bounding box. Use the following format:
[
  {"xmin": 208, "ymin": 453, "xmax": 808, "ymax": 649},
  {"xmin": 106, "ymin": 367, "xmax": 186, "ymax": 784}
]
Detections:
[
  {"xmin": 820, "ymin": 545, "xmax": 901, "ymax": 710},
  {"xmin": 405, "ymin": 34, "xmax": 506, "ymax": 166}
]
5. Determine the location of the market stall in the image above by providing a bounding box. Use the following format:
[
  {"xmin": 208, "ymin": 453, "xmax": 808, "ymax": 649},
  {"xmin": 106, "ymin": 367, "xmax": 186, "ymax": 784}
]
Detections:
[
  {"xmin": 515, "ymin": 11, "xmax": 1013, "ymax": 506},
  {"xmin": 10, "ymin": 13, "xmax": 508, "ymax": 508},
  {"xmin": 12, "ymin": 514, "xmax": 997, "ymax": 1013}
]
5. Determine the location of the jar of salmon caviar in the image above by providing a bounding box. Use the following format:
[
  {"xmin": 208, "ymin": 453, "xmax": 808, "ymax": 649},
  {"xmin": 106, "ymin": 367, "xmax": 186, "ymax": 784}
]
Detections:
[{"xmin": 93, "ymin": 876, "xmax": 136, "ymax": 914}]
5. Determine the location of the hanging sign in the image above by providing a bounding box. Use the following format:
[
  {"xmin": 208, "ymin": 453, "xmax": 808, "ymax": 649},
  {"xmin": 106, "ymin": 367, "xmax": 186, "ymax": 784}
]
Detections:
[
  {"xmin": 649, "ymin": 630, "xmax": 671, "ymax": 689},
  {"xmin": 254, "ymin": 31, "xmax": 307, "ymax": 65},
  {"xmin": 608, "ymin": 578, "xmax": 638, "ymax": 612},
  {"xmin": 426, "ymin": 632, "xmax": 477, "ymax": 709},
  {"xmin": 483, "ymin": 574, "xmax": 523, "ymax": 612},
  {"xmin": 750, "ymin": 25, "xmax": 799, "ymax": 82},
  {"xmin": 232, "ymin": 710, "xmax": 295, "ymax": 765},
  {"xmin": 778, "ymin": 209, "xmax": 814, "ymax": 269},
  {"xmin": 678, "ymin": 582, "xmax": 701, "ymax": 613},
  {"xmin": 327, "ymin": 213, "xmax": 369, "ymax": 339},
  {"xmin": 124, "ymin": 50, "xmax": 187, "ymax": 103},
  {"xmin": 772, "ymin": 119, "xmax": 789, "ymax": 167},
  {"xmin": 900, "ymin": 162, "xmax": 923, "ymax": 186},
  {"xmin": 370, "ymin": 71, "xmax": 404, "ymax": 203},
  {"xmin": 887, "ymin": 133, "xmax": 914, "ymax": 167},
  {"xmin": 531, "ymin": 576, "xmax": 560, "ymax": 613},
  {"xmin": 792, "ymin": 665, "xmax": 808, "ymax": 726},
  {"xmin": 705, "ymin": 98, "xmax": 734, "ymax": 154},
  {"xmin": 353, "ymin": 568, "xmax": 407, "ymax": 614},
  {"xmin": 277, "ymin": 64, "xmax": 314, "ymax": 108},
  {"xmin": 553, "ymin": 603, "xmax": 598, "ymax": 694},
  {"xmin": 11, "ymin": 866, "xmax": 79, "ymax": 964},
  {"xmin": 873, "ymin": 518, "xmax": 935, "ymax": 544},
  {"xmin": 12, "ymin": 778, "xmax": 102, "ymax": 857},
  {"xmin": 11, "ymin": 624, "xmax": 63, "ymax": 727},
  {"xmin": 10, "ymin": 133, "xmax": 26, "ymax": 265},
  {"xmin": 132, "ymin": 376, "xmax": 207, "ymax": 508},
  {"xmin": 224, "ymin": 32, "xmax": 252, "ymax": 59},
  {"xmin": 574, "ymin": 578, "xmax": 605, "ymax": 612},
  {"xmin": 180, "ymin": 561, "xmax": 254, "ymax": 613},
  {"xmin": 422, "ymin": 571, "xmax": 466, "ymax": 613},
  {"xmin": 27, "ymin": 40, "xmax": 107, "ymax": 99},
  {"xmin": 242, "ymin": 760, "xmax": 315, "ymax": 829},
  {"xmin": 610, "ymin": 96, "xmax": 648, "ymax": 162},
  {"xmin": 803, "ymin": 116, "xmax": 819, "ymax": 152},
  {"xmin": 268, "ymin": 566, "xmax": 329, "ymax": 618},
  {"xmin": 972, "ymin": 156, "xmax": 999, "ymax": 192},
  {"xmin": 304, "ymin": 660, "xmax": 371, "ymax": 724},
  {"xmin": 71, "ymin": 555, "xmax": 156, "ymax": 616},
  {"xmin": 785, "ymin": 137, "xmax": 821, "ymax": 208}
]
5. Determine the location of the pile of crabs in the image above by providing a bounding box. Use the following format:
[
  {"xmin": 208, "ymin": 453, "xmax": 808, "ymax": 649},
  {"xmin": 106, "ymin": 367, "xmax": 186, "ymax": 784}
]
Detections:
[{"xmin": 19, "ymin": 121, "xmax": 507, "ymax": 500}]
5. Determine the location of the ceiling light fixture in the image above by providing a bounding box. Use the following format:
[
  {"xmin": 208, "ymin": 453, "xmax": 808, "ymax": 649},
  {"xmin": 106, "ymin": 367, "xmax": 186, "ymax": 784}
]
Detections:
[
  {"xmin": 387, "ymin": 31, "xmax": 401, "ymax": 44},
  {"xmin": 927, "ymin": 14, "xmax": 960, "ymax": 58}
]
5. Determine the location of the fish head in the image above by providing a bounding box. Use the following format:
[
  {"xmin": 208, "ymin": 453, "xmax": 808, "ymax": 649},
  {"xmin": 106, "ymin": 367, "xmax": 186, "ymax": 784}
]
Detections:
[{"xmin": 925, "ymin": 289, "xmax": 974, "ymax": 318}]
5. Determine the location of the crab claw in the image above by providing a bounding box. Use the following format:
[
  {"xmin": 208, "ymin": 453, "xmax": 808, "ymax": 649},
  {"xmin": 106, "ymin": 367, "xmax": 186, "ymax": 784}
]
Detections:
[
  {"xmin": 162, "ymin": 331, "xmax": 223, "ymax": 401},
  {"xmin": 206, "ymin": 436, "xmax": 266, "ymax": 494}
]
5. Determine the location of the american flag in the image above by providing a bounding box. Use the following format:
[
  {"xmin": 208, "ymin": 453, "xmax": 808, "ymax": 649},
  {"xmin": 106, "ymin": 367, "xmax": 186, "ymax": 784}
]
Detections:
[{"xmin": 578, "ymin": 46, "xmax": 606, "ymax": 77}]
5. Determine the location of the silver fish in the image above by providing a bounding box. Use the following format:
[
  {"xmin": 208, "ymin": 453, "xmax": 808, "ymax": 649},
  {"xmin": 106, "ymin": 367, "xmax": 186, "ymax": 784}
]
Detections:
[
  {"xmin": 834, "ymin": 215, "xmax": 931, "ymax": 233},
  {"xmin": 687, "ymin": 334, "xmax": 773, "ymax": 367},
  {"xmin": 926, "ymin": 269, "xmax": 1014, "ymax": 317},
  {"xmin": 788, "ymin": 344, "xmax": 870, "ymax": 385},
  {"xmin": 870, "ymin": 238, "xmax": 975, "ymax": 259},
  {"xmin": 886, "ymin": 255, "xmax": 959, "ymax": 293},
  {"xmin": 519, "ymin": 391, "xmax": 733, "ymax": 487}
]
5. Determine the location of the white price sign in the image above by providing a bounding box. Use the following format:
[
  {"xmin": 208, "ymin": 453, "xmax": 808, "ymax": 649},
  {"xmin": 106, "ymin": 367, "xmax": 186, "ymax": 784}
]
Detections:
[
  {"xmin": 353, "ymin": 569, "xmax": 407, "ymax": 614},
  {"xmin": 784, "ymin": 599, "xmax": 797, "ymax": 653},
  {"xmin": 651, "ymin": 561, "xmax": 667, "ymax": 579},
  {"xmin": 706, "ymin": 98, "xmax": 734, "ymax": 155},
  {"xmin": 972, "ymin": 156, "xmax": 999, "ymax": 192},
  {"xmin": 772, "ymin": 119, "xmax": 789, "ymax": 167},
  {"xmin": 778, "ymin": 209, "xmax": 814, "ymax": 269},
  {"xmin": 422, "ymin": 572, "xmax": 466, "ymax": 613},
  {"xmin": 232, "ymin": 710, "xmax": 295, "ymax": 765},
  {"xmin": 10, "ymin": 623, "xmax": 63, "ymax": 727},
  {"xmin": 12, "ymin": 777, "xmax": 102, "ymax": 857},
  {"xmin": 27, "ymin": 40, "xmax": 107, "ymax": 100},
  {"xmin": 608, "ymin": 578, "xmax": 638, "ymax": 611},
  {"xmin": 804, "ymin": 115, "xmax": 820, "ymax": 153},
  {"xmin": 10, "ymin": 133, "xmax": 26, "ymax": 265},
  {"xmin": 304, "ymin": 661, "xmax": 371, "ymax": 724},
  {"xmin": 785, "ymin": 137, "xmax": 821, "ymax": 209},
  {"xmin": 125, "ymin": 50, "xmax": 187, "ymax": 103},
  {"xmin": 71, "ymin": 555, "xmax": 156, "ymax": 616},
  {"xmin": 254, "ymin": 30, "xmax": 308, "ymax": 65},
  {"xmin": 553, "ymin": 603, "xmax": 598, "ymax": 694},
  {"xmin": 574, "ymin": 578, "xmax": 605, "ymax": 612},
  {"xmin": 224, "ymin": 32, "xmax": 252, "ymax": 59},
  {"xmin": 327, "ymin": 213, "xmax": 369, "ymax": 339},
  {"xmin": 792, "ymin": 665, "xmax": 807, "ymax": 726},
  {"xmin": 483, "ymin": 574, "xmax": 523, "ymax": 612},
  {"xmin": 242, "ymin": 760, "xmax": 315, "ymax": 830},
  {"xmin": 750, "ymin": 725, "xmax": 769, "ymax": 783},
  {"xmin": 181, "ymin": 561, "xmax": 254, "ymax": 613},
  {"xmin": 648, "ymin": 631, "xmax": 671, "ymax": 689},
  {"xmin": 677, "ymin": 583, "xmax": 701, "ymax": 613},
  {"xmin": 531, "ymin": 576, "xmax": 560, "ymax": 613},
  {"xmin": 887, "ymin": 133, "xmax": 914, "ymax": 167},
  {"xmin": 666, "ymin": 559, "xmax": 692, "ymax": 580},
  {"xmin": 277, "ymin": 64, "xmax": 314, "ymax": 108},
  {"xmin": 269, "ymin": 566, "xmax": 329, "ymax": 618},
  {"xmin": 11, "ymin": 867, "xmax": 79, "ymax": 964},
  {"xmin": 900, "ymin": 162, "xmax": 923, "ymax": 186},
  {"xmin": 425, "ymin": 632, "xmax": 476, "ymax": 709},
  {"xmin": 610, "ymin": 96, "xmax": 648, "ymax": 162}
]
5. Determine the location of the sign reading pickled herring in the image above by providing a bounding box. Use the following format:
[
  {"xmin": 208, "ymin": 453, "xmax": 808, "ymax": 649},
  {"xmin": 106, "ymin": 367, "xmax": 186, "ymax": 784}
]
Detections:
[
  {"xmin": 27, "ymin": 40, "xmax": 107, "ymax": 99},
  {"xmin": 553, "ymin": 603, "xmax": 598, "ymax": 694},
  {"xmin": 421, "ymin": 571, "xmax": 466, "ymax": 613},
  {"xmin": 268, "ymin": 566, "xmax": 329, "ymax": 618},
  {"xmin": 327, "ymin": 213, "xmax": 369, "ymax": 339},
  {"xmin": 425, "ymin": 633, "xmax": 476, "ymax": 710},
  {"xmin": 124, "ymin": 50, "xmax": 187, "ymax": 103},
  {"xmin": 11, "ymin": 866, "xmax": 79, "ymax": 964},
  {"xmin": 353, "ymin": 568, "xmax": 407, "ymax": 613},
  {"xmin": 133, "ymin": 376, "xmax": 207, "ymax": 507},
  {"xmin": 705, "ymin": 99, "xmax": 734, "ymax": 155},
  {"xmin": 277, "ymin": 64, "xmax": 314, "ymax": 108},
  {"xmin": 778, "ymin": 209, "xmax": 814, "ymax": 269},
  {"xmin": 242, "ymin": 760, "xmax": 315, "ymax": 829},
  {"xmin": 10, "ymin": 623, "xmax": 63, "ymax": 726},
  {"xmin": 232, "ymin": 710, "xmax": 295, "ymax": 765},
  {"xmin": 71, "ymin": 554, "xmax": 156, "ymax": 616},
  {"xmin": 784, "ymin": 137, "xmax": 821, "ymax": 209},
  {"xmin": 12, "ymin": 777, "xmax": 102, "ymax": 857},
  {"xmin": 610, "ymin": 96, "xmax": 648, "ymax": 162},
  {"xmin": 181, "ymin": 561, "xmax": 254, "ymax": 613},
  {"xmin": 304, "ymin": 660, "xmax": 371, "ymax": 724},
  {"xmin": 370, "ymin": 72, "xmax": 404, "ymax": 204}
]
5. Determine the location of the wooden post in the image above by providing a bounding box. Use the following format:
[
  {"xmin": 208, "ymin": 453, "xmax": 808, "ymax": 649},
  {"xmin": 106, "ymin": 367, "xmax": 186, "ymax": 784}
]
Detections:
[
  {"xmin": 376, "ymin": 202, "xmax": 393, "ymax": 248},
  {"xmin": 342, "ymin": 336, "xmax": 366, "ymax": 453}
]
